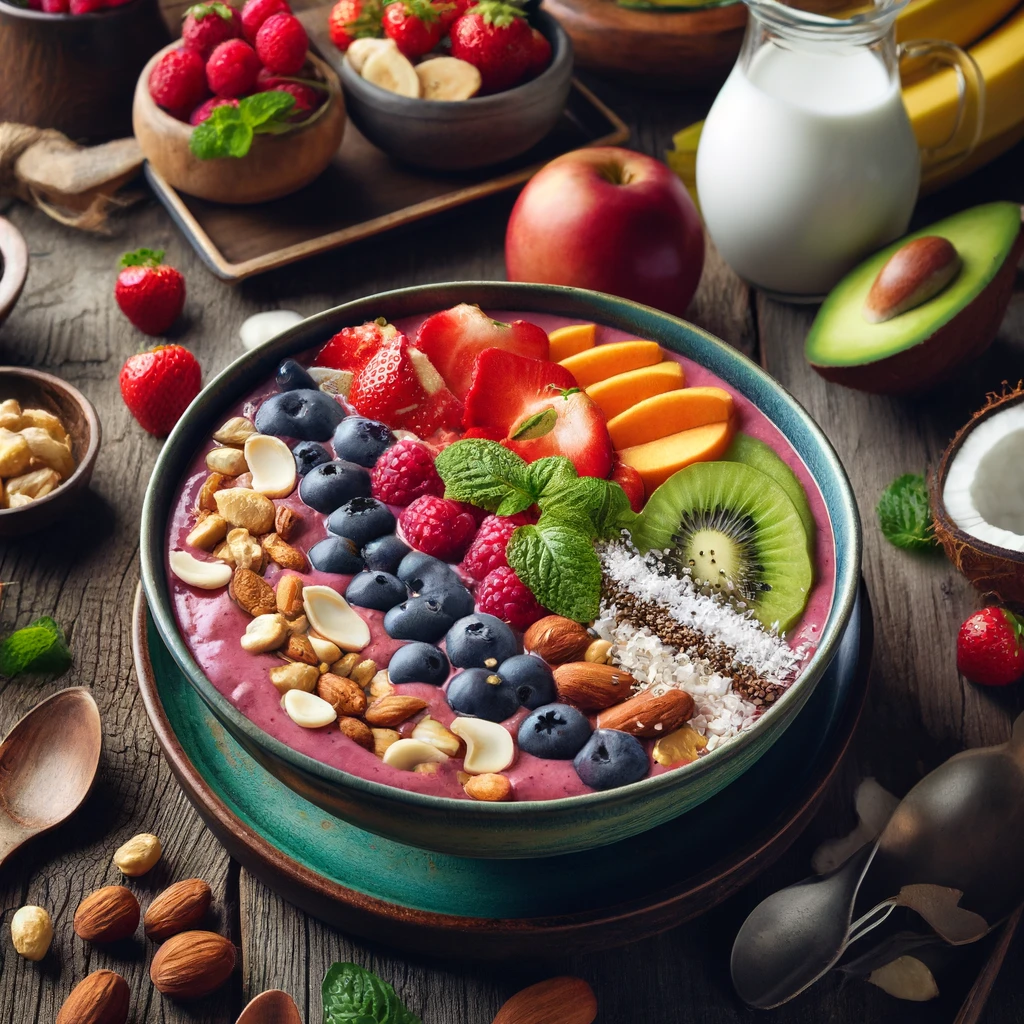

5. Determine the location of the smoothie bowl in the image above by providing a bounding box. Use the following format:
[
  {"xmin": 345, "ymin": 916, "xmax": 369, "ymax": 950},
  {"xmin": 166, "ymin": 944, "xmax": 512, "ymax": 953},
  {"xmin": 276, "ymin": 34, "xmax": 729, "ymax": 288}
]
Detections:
[{"xmin": 140, "ymin": 282, "xmax": 860, "ymax": 858}]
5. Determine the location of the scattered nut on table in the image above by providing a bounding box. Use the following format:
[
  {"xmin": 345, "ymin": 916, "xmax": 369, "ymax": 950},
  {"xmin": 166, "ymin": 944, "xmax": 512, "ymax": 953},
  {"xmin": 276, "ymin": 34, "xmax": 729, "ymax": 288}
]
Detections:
[
  {"xmin": 113, "ymin": 832, "xmax": 162, "ymax": 876},
  {"xmin": 10, "ymin": 905, "xmax": 53, "ymax": 961}
]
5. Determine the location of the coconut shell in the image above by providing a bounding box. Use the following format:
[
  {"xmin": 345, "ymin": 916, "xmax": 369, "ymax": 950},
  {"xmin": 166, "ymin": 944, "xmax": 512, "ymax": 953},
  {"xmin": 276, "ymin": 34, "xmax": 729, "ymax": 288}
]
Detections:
[{"xmin": 931, "ymin": 384, "xmax": 1024, "ymax": 603}]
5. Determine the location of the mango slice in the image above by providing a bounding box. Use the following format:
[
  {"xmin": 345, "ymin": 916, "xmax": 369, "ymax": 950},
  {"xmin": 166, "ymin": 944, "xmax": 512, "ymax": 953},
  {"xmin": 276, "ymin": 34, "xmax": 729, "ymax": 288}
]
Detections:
[
  {"xmin": 548, "ymin": 323, "xmax": 596, "ymax": 362},
  {"xmin": 586, "ymin": 361, "xmax": 685, "ymax": 420},
  {"xmin": 607, "ymin": 386, "xmax": 734, "ymax": 450},
  {"xmin": 560, "ymin": 340, "xmax": 662, "ymax": 388},
  {"xmin": 620, "ymin": 420, "xmax": 734, "ymax": 496}
]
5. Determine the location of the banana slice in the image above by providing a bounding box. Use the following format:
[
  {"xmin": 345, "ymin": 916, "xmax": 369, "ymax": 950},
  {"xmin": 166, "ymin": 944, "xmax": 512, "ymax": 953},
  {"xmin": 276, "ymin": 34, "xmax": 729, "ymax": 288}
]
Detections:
[
  {"xmin": 347, "ymin": 37, "xmax": 395, "ymax": 75},
  {"xmin": 362, "ymin": 44, "xmax": 421, "ymax": 98},
  {"xmin": 415, "ymin": 57, "xmax": 482, "ymax": 101}
]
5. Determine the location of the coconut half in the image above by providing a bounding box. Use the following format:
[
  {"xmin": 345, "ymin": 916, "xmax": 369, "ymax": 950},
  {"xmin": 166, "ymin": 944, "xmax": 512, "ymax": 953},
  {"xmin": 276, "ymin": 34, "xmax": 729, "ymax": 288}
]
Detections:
[{"xmin": 933, "ymin": 386, "xmax": 1024, "ymax": 602}]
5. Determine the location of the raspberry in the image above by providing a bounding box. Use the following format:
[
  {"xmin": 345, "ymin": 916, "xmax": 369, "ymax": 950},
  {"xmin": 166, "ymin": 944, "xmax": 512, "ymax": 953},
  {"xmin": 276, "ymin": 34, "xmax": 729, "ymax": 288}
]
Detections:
[
  {"xmin": 476, "ymin": 566, "xmax": 546, "ymax": 631},
  {"xmin": 148, "ymin": 49, "xmax": 209, "ymax": 118},
  {"xmin": 189, "ymin": 95, "xmax": 238, "ymax": 125},
  {"xmin": 206, "ymin": 38, "xmax": 261, "ymax": 97},
  {"xmin": 399, "ymin": 496, "xmax": 478, "ymax": 561},
  {"xmin": 461, "ymin": 513, "xmax": 529, "ymax": 581},
  {"xmin": 370, "ymin": 439, "xmax": 443, "ymax": 506},
  {"xmin": 240, "ymin": 0, "xmax": 288, "ymax": 41},
  {"xmin": 255, "ymin": 12, "xmax": 308, "ymax": 74},
  {"xmin": 182, "ymin": 2, "xmax": 242, "ymax": 59}
]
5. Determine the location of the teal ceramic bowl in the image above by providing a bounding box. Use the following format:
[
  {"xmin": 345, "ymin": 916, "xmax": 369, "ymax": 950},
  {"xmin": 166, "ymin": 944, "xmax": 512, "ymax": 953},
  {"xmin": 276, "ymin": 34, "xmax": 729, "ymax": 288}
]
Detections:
[{"xmin": 139, "ymin": 282, "xmax": 861, "ymax": 860}]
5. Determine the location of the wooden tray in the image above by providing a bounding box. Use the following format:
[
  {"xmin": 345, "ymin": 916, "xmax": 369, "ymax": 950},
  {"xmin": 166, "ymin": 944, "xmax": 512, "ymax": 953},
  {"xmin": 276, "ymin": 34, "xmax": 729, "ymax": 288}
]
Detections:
[
  {"xmin": 146, "ymin": 79, "xmax": 628, "ymax": 282},
  {"xmin": 131, "ymin": 582, "xmax": 872, "ymax": 959}
]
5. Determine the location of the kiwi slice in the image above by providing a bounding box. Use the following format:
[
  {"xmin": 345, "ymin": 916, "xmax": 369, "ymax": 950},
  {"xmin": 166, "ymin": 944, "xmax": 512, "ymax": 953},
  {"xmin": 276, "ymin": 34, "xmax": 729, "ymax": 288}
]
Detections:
[
  {"xmin": 724, "ymin": 433, "xmax": 816, "ymax": 549},
  {"xmin": 630, "ymin": 461, "xmax": 814, "ymax": 633}
]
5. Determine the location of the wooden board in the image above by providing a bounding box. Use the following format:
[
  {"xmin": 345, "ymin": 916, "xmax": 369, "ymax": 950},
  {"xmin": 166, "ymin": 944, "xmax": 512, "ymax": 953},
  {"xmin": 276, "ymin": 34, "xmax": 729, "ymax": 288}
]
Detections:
[{"xmin": 147, "ymin": 80, "xmax": 628, "ymax": 282}]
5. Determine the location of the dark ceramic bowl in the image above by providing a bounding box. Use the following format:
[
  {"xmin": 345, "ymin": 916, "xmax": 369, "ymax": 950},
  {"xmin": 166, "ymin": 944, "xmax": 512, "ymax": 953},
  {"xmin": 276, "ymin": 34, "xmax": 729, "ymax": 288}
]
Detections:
[
  {"xmin": 339, "ymin": 11, "xmax": 572, "ymax": 172},
  {"xmin": 0, "ymin": 369, "xmax": 101, "ymax": 537},
  {"xmin": 0, "ymin": 218, "xmax": 28, "ymax": 331},
  {"xmin": 139, "ymin": 282, "xmax": 861, "ymax": 859}
]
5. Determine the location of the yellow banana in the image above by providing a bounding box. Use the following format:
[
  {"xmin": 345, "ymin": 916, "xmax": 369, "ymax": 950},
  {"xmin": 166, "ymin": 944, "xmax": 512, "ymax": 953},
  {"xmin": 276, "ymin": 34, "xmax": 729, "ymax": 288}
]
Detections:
[
  {"xmin": 896, "ymin": 0, "xmax": 1019, "ymax": 47},
  {"xmin": 922, "ymin": 119, "xmax": 1024, "ymax": 191}
]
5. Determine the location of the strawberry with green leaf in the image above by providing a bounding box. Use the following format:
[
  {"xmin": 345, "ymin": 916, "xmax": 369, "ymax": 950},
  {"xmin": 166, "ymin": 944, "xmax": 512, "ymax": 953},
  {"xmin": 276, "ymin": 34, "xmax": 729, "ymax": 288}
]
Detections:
[
  {"xmin": 382, "ymin": 0, "xmax": 442, "ymax": 59},
  {"xmin": 328, "ymin": 0, "xmax": 383, "ymax": 51},
  {"xmin": 450, "ymin": 0, "xmax": 534, "ymax": 93},
  {"xmin": 181, "ymin": 1, "xmax": 242, "ymax": 59},
  {"xmin": 115, "ymin": 249, "xmax": 186, "ymax": 336}
]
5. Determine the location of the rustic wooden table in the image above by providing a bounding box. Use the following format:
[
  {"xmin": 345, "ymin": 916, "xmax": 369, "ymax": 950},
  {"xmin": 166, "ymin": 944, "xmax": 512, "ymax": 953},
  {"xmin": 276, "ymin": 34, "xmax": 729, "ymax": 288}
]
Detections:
[{"xmin": 1, "ymin": 45, "xmax": 1023, "ymax": 1024}]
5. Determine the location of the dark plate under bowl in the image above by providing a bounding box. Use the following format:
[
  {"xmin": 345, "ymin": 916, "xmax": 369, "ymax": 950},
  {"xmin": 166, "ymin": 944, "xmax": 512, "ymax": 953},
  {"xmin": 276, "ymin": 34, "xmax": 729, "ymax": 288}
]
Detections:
[{"xmin": 139, "ymin": 282, "xmax": 861, "ymax": 859}]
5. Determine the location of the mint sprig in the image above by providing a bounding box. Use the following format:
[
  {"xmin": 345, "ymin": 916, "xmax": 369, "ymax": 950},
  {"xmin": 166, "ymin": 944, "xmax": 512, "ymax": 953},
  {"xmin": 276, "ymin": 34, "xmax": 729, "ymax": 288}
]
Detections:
[
  {"xmin": 323, "ymin": 962, "xmax": 421, "ymax": 1024},
  {"xmin": 0, "ymin": 617, "xmax": 72, "ymax": 678},
  {"xmin": 877, "ymin": 473, "xmax": 937, "ymax": 552},
  {"xmin": 190, "ymin": 91, "xmax": 297, "ymax": 160}
]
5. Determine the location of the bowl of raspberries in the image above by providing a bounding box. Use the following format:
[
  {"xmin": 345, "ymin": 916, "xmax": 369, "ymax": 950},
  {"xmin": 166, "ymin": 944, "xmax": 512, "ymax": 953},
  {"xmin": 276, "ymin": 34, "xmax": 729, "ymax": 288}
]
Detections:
[
  {"xmin": 329, "ymin": 0, "xmax": 572, "ymax": 171},
  {"xmin": 132, "ymin": 0, "xmax": 346, "ymax": 204}
]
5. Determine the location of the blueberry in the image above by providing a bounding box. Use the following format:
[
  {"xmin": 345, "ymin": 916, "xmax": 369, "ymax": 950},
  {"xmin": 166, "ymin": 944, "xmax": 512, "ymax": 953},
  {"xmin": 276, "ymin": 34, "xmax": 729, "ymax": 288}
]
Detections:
[
  {"xmin": 333, "ymin": 416, "xmax": 396, "ymax": 468},
  {"xmin": 345, "ymin": 571, "xmax": 407, "ymax": 611},
  {"xmin": 308, "ymin": 536, "xmax": 364, "ymax": 574},
  {"xmin": 445, "ymin": 613, "xmax": 520, "ymax": 669},
  {"xmin": 517, "ymin": 703, "xmax": 592, "ymax": 760},
  {"xmin": 255, "ymin": 388, "xmax": 344, "ymax": 441},
  {"xmin": 326, "ymin": 497, "xmax": 395, "ymax": 547},
  {"xmin": 573, "ymin": 729, "xmax": 649, "ymax": 791},
  {"xmin": 293, "ymin": 440, "xmax": 331, "ymax": 476},
  {"xmin": 446, "ymin": 668, "xmax": 520, "ymax": 722},
  {"xmin": 276, "ymin": 358, "xmax": 317, "ymax": 392},
  {"xmin": 397, "ymin": 551, "xmax": 462, "ymax": 594},
  {"xmin": 498, "ymin": 655, "xmax": 557, "ymax": 709},
  {"xmin": 388, "ymin": 642, "xmax": 450, "ymax": 686},
  {"xmin": 363, "ymin": 534, "xmax": 411, "ymax": 574},
  {"xmin": 384, "ymin": 595, "xmax": 454, "ymax": 643},
  {"xmin": 299, "ymin": 459, "xmax": 371, "ymax": 514}
]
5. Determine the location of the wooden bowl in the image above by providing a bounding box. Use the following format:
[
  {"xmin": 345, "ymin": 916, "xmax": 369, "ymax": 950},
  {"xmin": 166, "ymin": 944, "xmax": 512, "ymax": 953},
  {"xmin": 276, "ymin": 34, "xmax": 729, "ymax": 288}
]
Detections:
[
  {"xmin": 339, "ymin": 11, "xmax": 573, "ymax": 172},
  {"xmin": 0, "ymin": 218, "xmax": 28, "ymax": 331},
  {"xmin": 0, "ymin": 0, "xmax": 170, "ymax": 142},
  {"xmin": 0, "ymin": 369, "xmax": 101, "ymax": 538},
  {"xmin": 133, "ymin": 46, "xmax": 346, "ymax": 205}
]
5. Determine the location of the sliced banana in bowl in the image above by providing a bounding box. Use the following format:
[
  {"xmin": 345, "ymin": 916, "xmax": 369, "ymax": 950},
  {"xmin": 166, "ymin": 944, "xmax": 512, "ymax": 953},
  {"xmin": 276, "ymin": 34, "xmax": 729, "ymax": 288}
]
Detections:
[
  {"xmin": 415, "ymin": 57, "xmax": 482, "ymax": 101},
  {"xmin": 361, "ymin": 43, "xmax": 422, "ymax": 99}
]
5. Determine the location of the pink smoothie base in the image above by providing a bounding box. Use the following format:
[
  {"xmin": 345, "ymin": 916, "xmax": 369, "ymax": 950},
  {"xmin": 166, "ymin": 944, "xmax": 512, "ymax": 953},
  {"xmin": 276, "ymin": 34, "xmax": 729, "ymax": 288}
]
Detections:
[{"xmin": 167, "ymin": 311, "xmax": 836, "ymax": 802}]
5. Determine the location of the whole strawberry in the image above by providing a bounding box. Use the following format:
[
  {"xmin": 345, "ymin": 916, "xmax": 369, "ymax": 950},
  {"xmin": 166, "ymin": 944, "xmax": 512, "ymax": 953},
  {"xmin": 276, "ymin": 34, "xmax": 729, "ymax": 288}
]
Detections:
[
  {"xmin": 115, "ymin": 249, "xmax": 186, "ymax": 336},
  {"xmin": 182, "ymin": 2, "xmax": 242, "ymax": 60},
  {"xmin": 255, "ymin": 11, "xmax": 309, "ymax": 74},
  {"xmin": 435, "ymin": 0, "xmax": 470, "ymax": 31},
  {"xmin": 206, "ymin": 37, "xmax": 261, "ymax": 96},
  {"xmin": 328, "ymin": 0, "xmax": 383, "ymax": 50},
  {"xmin": 399, "ymin": 495, "xmax": 477, "ymax": 561},
  {"xmin": 450, "ymin": 1, "xmax": 533, "ymax": 93},
  {"xmin": 957, "ymin": 607, "xmax": 1024, "ymax": 687},
  {"xmin": 148, "ymin": 48, "xmax": 209, "ymax": 119},
  {"xmin": 525, "ymin": 26, "xmax": 551, "ymax": 79},
  {"xmin": 120, "ymin": 346, "xmax": 202, "ymax": 437},
  {"xmin": 382, "ymin": 0, "xmax": 442, "ymax": 60},
  {"xmin": 258, "ymin": 80, "xmax": 320, "ymax": 118},
  {"xmin": 189, "ymin": 95, "xmax": 239, "ymax": 126},
  {"xmin": 240, "ymin": 0, "xmax": 288, "ymax": 41}
]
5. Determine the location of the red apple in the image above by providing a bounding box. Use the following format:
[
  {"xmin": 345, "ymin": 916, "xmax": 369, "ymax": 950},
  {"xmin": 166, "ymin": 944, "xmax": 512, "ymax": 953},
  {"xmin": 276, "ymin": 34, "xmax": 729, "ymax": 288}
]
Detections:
[{"xmin": 505, "ymin": 146, "xmax": 704, "ymax": 317}]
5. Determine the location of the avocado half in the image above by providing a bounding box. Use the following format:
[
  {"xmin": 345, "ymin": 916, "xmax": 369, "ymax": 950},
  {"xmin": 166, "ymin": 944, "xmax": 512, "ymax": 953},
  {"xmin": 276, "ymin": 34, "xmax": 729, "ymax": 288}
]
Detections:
[{"xmin": 806, "ymin": 202, "xmax": 1024, "ymax": 395}]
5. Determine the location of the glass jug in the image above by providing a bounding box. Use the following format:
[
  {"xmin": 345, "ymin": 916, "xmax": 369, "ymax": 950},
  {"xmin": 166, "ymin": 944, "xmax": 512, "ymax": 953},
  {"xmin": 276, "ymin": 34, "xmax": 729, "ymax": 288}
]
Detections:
[{"xmin": 696, "ymin": 0, "xmax": 984, "ymax": 299}]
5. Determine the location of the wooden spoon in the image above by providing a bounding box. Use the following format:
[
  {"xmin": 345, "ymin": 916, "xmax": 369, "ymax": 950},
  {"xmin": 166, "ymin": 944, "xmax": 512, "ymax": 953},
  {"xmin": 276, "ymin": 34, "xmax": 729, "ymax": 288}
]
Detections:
[
  {"xmin": 0, "ymin": 688, "xmax": 102, "ymax": 869},
  {"xmin": 492, "ymin": 977, "xmax": 597, "ymax": 1024},
  {"xmin": 235, "ymin": 990, "xmax": 302, "ymax": 1024}
]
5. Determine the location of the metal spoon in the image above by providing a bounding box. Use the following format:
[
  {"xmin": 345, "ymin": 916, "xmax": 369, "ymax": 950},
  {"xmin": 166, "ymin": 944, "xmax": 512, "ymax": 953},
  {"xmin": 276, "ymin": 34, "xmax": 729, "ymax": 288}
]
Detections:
[
  {"xmin": 492, "ymin": 977, "xmax": 598, "ymax": 1024},
  {"xmin": 235, "ymin": 990, "xmax": 302, "ymax": 1024},
  {"xmin": 0, "ymin": 688, "xmax": 102, "ymax": 869}
]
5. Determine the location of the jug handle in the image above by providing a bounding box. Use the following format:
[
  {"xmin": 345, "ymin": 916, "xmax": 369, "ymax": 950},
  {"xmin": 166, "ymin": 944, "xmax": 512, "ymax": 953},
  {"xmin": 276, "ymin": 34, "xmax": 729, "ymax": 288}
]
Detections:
[{"xmin": 899, "ymin": 40, "xmax": 985, "ymax": 176}]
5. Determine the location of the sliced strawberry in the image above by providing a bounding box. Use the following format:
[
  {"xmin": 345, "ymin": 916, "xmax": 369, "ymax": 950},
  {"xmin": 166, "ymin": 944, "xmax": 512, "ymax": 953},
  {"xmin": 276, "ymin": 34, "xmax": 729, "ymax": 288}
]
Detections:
[
  {"xmin": 348, "ymin": 333, "xmax": 462, "ymax": 436},
  {"xmin": 463, "ymin": 348, "xmax": 614, "ymax": 479},
  {"xmin": 314, "ymin": 319, "xmax": 396, "ymax": 372},
  {"xmin": 413, "ymin": 303, "xmax": 549, "ymax": 399}
]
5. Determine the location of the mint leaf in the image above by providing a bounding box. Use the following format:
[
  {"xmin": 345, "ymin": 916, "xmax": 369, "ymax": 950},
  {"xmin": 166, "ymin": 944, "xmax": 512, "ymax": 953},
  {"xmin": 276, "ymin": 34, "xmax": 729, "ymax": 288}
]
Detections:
[
  {"xmin": 0, "ymin": 617, "xmax": 71, "ymax": 677},
  {"xmin": 507, "ymin": 519, "xmax": 603, "ymax": 622},
  {"xmin": 527, "ymin": 456, "xmax": 578, "ymax": 500},
  {"xmin": 545, "ymin": 476, "xmax": 636, "ymax": 539},
  {"xmin": 323, "ymin": 962, "xmax": 421, "ymax": 1024},
  {"xmin": 877, "ymin": 474, "xmax": 937, "ymax": 551},
  {"xmin": 435, "ymin": 440, "xmax": 534, "ymax": 513},
  {"xmin": 189, "ymin": 92, "xmax": 296, "ymax": 159},
  {"xmin": 241, "ymin": 89, "xmax": 296, "ymax": 128}
]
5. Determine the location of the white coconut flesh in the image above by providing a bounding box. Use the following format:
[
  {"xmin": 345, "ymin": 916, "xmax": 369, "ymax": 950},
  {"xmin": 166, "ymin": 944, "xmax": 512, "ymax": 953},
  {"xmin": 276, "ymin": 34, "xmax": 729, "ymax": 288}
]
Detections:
[{"xmin": 942, "ymin": 403, "xmax": 1024, "ymax": 552}]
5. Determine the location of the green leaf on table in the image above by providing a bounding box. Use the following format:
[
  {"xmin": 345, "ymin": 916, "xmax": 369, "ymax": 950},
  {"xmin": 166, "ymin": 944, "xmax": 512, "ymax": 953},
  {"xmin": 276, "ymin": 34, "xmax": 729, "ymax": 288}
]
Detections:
[
  {"xmin": 189, "ymin": 91, "xmax": 296, "ymax": 160},
  {"xmin": 322, "ymin": 962, "xmax": 422, "ymax": 1024},
  {"xmin": 877, "ymin": 473, "xmax": 937, "ymax": 551},
  {"xmin": 0, "ymin": 617, "xmax": 72, "ymax": 678}
]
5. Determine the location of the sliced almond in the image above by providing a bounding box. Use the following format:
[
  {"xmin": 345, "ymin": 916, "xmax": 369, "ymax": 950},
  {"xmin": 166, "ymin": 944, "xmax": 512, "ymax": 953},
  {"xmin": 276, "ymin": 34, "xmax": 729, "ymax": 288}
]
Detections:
[
  {"xmin": 244, "ymin": 434, "xmax": 297, "ymax": 499},
  {"xmin": 382, "ymin": 738, "xmax": 449, "ymax": 772},
  {"xmin": 308, "ymin": 635, "xmax": 341, "ymax": 664},
  {"xmin": 362, "ymin": 44, "xmax": 421, "ymax": 98},
  {"xmin": 214, "ymin": 487, "xmax": 276, "ymax": 534},
  {"xmin": 283, "ymin": 688, "xmax": 337, "ymax": 729},
  {"xmin": 169, "ymin": 550, "xmax": 232, "ymax": 590},
  {"xmin": 347, "ymin": 36, "xmax": 394, "ymax": 74},
  {"xmin": 307, "ymin": 366, "xmax": 354, "ymax": 398},
  {"xmin": 206, "ymin": 446, "xmax": 248, "ymax": 476},
  {"xmin": 212, "ymin": 416, "xmax": 256, "ymax": 446},
  {"xmin": 450, "ymin": 717, "xmax": 515, "ymax": 775},
  {"xmin": 415, "ymin": 56, "xmax": 481, "ymax": 101},
  {"xmin": 302, "ymin": 585, "xmax": 371, "ymax": 651}
]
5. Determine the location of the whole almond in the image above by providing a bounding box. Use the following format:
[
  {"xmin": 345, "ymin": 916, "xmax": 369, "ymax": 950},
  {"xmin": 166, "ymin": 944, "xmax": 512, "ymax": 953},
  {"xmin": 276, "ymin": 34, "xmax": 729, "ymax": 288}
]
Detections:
[
  {"xmin": 144, "ymin": 879, "xmax": 213, "ymax": 942},
  {"xmin": 524, "ymin": 616, "xmax": 593, "ymax": 664},
  {"xmin": 492, "ymin": 976, "xmax": 597, "ymax": 1024},
  {"xmin": 274, "ymin": 504, "xmax": 301, "ymax": 541},
  {"xmin": 74, "ymin": 886, "xmax": 140, "ymax": 943},
  {"xmin": 230, "ymin": 567, "xmax": 277, "ymax": 616},
  {"xmin": 150, "ymin": 930, "xmax": 236, "ymax": 999},
  {"xmin": 337, "ymin": 715, "xmax": 374, "ymax": 750},
  {"xmin": 364, "ymin": 694, "xmax": 428, "ymax": 727},
  {"xmin": 283, "ymin": 634, "xmax": 319, "ymax": 665},
  {"xmin": 262, "ymin": 532, "xmax": 307, "ymax": 571},
  {"xmin": 276, "ymin": 574, "xmax": 304, "ymax": 618},
  {"xmin": 596, "ymin": 689, "xmax": 695, "ymax": 738},
  {"xmin": 317, "ymin": 673, "xmax": 368, "ymax": 716},
  {"xmin": 553, "ymin": 663, "xmax": 636, "ymax": 711},
  {"xmin": 212, "ymin": 415, "xmax": 256, "ymax": 446},
  {"xmin": 56, "ymin": 969, "xmax": 130, "ymax": 1024}
]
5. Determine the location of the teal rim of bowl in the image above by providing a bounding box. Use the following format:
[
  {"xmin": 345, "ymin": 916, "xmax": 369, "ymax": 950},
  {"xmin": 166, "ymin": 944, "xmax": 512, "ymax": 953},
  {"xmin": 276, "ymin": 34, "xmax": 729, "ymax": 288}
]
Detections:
[{"xmin": 140, "ymin": 281, "xmax": 862, "ymax": 821}]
